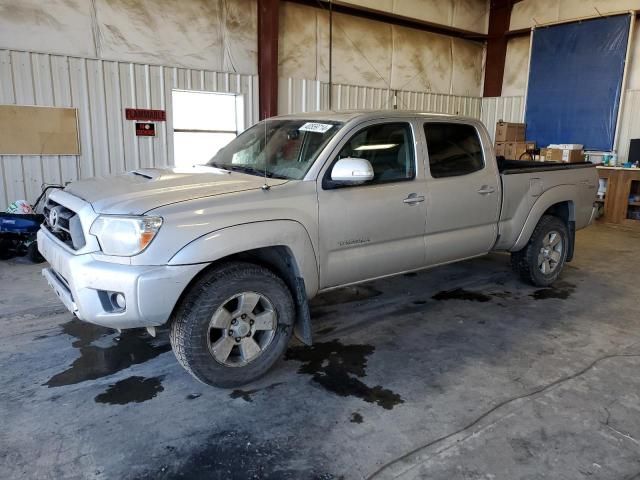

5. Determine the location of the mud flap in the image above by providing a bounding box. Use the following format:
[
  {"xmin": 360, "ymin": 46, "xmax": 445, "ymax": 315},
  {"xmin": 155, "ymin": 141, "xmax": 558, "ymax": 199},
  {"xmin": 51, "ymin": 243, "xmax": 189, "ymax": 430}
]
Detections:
[
  {"xmin": 293, "ymin": 276, "xmax": 312, "ymax": 345},
  {"xmin": 566, "ymin": 220, "xmax": 576, "ymax": 262}
]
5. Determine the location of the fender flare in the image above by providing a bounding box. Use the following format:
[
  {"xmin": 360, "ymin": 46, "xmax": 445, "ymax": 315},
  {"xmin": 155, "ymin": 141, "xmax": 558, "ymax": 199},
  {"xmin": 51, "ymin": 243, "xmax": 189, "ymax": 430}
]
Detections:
[
  {"xmin": 168, "ymin": 220, "xmax": 319, "ymax": 345},
  {"xmin": 511, "ymin": 185, "xmax": 576, "ymax": 252},
  {"xmin": 169, "ymin": 220, "xmax": 319, "ymax": 296}
]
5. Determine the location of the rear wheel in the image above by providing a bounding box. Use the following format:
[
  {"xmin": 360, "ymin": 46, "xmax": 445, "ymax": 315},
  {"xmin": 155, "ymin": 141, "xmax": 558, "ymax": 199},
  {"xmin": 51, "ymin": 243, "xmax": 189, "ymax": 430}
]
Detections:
[
  {"xmin": 511, "ymin": 215, "xmax": 568, "ymax": 287},
  {"xmin": 170, "ymin": 262, "xmax": 295, "ymax": 387}
]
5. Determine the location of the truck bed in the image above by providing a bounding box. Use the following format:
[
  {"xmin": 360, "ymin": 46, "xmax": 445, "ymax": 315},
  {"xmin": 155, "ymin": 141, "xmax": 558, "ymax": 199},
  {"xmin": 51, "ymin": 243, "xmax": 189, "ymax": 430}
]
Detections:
[
  {"xmin": 494, "ymin": 157, "xmax": 598, "ymax": 251},
  {"xmin": 497, "ymin": 157, "xmax": 595, "ymax": 174}
]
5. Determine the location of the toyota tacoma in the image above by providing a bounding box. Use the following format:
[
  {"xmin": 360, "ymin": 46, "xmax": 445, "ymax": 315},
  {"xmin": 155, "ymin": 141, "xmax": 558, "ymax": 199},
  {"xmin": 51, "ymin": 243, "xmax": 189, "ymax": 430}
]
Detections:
[{"xmin": 38, "ymin": 111, "xmax": 598, "ymax": 387}]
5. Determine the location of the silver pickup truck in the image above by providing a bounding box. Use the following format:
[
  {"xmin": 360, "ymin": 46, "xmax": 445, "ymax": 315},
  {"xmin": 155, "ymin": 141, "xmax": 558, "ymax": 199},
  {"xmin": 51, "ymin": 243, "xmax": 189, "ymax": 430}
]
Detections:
[{"xmin": 38, "ymin": 111, "xmax": 598, "ymax": 387}]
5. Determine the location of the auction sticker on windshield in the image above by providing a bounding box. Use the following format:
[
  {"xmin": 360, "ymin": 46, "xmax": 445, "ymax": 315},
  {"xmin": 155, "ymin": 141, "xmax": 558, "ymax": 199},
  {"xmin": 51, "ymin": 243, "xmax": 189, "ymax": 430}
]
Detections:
[{"xmin": 299, "ymin": 122, "xmax": 334, "ymax": 133}]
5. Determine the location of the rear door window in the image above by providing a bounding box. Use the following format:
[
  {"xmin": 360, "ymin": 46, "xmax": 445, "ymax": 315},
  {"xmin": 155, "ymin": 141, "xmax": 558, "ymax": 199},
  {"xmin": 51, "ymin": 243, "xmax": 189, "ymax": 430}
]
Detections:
[{"xmin": 424, "ymin": 123, "xmax": 484, "ymax": 178}]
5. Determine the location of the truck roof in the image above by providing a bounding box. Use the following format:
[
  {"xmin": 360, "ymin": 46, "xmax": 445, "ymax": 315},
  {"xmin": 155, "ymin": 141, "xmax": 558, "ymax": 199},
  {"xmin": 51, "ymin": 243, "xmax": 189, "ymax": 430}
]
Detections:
[{"xmin": 272, "ymin": 110, "xmax": 472, "ymax": 123}]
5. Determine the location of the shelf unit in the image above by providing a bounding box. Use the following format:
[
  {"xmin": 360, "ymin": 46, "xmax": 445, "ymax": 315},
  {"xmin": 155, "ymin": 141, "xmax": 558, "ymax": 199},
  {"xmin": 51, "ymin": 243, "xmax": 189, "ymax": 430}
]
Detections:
[{"xmin": 596, "ymin": 167, "xmax": 640, "ymax": 229}]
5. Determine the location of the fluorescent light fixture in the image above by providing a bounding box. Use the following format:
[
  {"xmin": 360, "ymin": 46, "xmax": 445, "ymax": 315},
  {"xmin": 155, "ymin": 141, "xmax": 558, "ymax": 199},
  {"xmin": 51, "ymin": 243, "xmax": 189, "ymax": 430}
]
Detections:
[{"xmin": 354, "ymin": 143, "xmax": 399, "ymax": 151}]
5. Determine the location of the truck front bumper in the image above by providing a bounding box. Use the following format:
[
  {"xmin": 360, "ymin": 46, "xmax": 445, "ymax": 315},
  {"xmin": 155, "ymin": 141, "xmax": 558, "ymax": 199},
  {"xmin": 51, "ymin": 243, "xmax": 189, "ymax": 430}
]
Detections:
[{"xmin": 38, "ymin": 228, "xmax": 206, "ymax": 329}]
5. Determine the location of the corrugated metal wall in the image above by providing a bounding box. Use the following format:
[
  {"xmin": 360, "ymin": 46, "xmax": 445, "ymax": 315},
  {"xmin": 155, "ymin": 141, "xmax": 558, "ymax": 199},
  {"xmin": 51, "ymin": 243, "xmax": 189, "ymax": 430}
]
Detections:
[
  {"xmin": 278, "ymin": 77, "xmax": 482, "ymax": 118},
  {"xmin": 480, "ymin": 96, "xmax": 526, "ymax": 143},
  {"xmin": 0, "ymin": 49, "xmax": 258, "ymax": 210}
]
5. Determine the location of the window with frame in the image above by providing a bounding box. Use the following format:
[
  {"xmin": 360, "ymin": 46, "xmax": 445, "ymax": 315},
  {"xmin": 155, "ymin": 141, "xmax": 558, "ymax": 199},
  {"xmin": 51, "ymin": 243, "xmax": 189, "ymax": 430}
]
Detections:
[
  {"xmin": 328, "ymin": 122, "xmax": 415, "ymax": 186},
  {"xmin": 172, "ymin": 90, "xmax": 243, "ymax": 168},
  {"xmin": 424, "ymin": 123, "xmax": 484, "ymax": 178}
]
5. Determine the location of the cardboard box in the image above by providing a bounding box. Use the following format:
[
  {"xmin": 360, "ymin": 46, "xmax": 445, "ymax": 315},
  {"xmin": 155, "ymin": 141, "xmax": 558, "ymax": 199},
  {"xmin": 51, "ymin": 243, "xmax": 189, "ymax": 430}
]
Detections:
[
  {"xmin": 495, "ymin": 142, "xmax": 506, "ymax": 157},
  {"xmin": 505, "ymin": 141, "xmax": 535, "ymax": 160},
  {"xmin": 541, "ymin": 147, "xmax": 584, "ymax": 163},
  {"xmin": 495, "ymin": 122, "xmax": 525, "ymax": 142}
]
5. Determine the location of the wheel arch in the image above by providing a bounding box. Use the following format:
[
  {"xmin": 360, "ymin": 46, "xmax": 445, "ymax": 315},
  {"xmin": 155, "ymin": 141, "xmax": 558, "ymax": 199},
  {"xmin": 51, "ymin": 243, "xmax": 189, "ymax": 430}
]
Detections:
[
  {"xmin": 511, "ymin": 185, "xmax": 577, "ymax": 253},
  {"xmin": 167, "ymin": 221, "xmax": 318, "ymax": 345}
]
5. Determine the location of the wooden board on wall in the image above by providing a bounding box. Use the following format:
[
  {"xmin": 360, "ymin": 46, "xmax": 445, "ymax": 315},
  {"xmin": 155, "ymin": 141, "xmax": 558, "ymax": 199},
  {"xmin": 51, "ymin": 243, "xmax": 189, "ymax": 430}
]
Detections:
[{"xmin": 0, "ymin": 105, "xmax": 79, "ymax": 155}]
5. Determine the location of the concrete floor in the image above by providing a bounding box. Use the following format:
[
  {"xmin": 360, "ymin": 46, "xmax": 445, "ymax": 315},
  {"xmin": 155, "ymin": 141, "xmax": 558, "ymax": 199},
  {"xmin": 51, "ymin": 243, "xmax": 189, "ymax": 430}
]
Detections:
[{"xmin": 1, "ymin": 223, "xmax": 640, "ymax": 480}]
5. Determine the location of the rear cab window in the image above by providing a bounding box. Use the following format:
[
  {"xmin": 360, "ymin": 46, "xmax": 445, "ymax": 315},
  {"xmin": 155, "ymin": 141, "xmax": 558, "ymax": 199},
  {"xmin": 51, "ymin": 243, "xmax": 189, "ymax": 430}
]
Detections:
[{"xmin": 423, "ymin": 123, "xmax": 484, "ymax": 178}]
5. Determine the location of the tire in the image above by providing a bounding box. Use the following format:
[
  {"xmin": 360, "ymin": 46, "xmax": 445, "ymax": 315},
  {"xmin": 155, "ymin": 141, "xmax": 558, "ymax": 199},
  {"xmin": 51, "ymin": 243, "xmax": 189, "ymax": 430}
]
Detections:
[
  {"xmin": 27, "ymin": 242, "xmax": 45, "ymax": 263},
  {"xmin": 511, "ymin": 215, "xmax": 568, "ymax": 287},
  {"xmin": 170, "ymin": 261, "xmax": 295, "ymax": 388}
]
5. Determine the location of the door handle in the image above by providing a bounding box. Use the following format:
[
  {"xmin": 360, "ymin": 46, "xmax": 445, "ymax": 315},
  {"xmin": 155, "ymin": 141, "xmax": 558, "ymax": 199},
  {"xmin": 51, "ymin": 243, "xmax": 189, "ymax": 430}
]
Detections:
[
  {"xmin": 477, "ymin": 186, "xmax": 496, "ymax": 195},
  {"xmin": 403, "ymin": 193, "xmax": 425, "ymax": 205}
]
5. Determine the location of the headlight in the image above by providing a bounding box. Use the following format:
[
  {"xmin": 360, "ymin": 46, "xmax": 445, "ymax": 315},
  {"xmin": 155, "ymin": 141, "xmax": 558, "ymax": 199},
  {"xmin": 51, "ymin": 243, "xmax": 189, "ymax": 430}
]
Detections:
[{"xmin": 90, "ymin": 215, "xmax": 163, "ymax": 256}]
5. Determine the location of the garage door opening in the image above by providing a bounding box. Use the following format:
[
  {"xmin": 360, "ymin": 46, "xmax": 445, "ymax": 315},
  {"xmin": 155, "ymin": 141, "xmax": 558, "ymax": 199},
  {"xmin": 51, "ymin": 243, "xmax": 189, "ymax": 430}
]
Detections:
[{"xmin": 172, "ymin": 90, "xmax": 244, "ymax": 168}]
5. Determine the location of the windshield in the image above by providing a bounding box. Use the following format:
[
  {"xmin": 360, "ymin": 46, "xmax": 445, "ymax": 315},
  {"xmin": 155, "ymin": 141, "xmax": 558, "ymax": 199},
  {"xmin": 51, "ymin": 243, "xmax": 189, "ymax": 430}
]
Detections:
[{"xmin": 207, "ymin": 119, "xmax": 343, "ymax": 180}]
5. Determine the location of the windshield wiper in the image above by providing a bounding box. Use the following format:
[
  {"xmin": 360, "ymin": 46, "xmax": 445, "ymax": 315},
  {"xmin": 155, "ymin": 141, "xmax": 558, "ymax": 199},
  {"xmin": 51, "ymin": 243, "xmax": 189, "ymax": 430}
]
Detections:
[
  {"xmin": 207, "ymin": 162, "xmax": 231, "ymax": 172},
  {"xmin": 225, "ymin": 165, "xmax": 288, "ymax": 179}
]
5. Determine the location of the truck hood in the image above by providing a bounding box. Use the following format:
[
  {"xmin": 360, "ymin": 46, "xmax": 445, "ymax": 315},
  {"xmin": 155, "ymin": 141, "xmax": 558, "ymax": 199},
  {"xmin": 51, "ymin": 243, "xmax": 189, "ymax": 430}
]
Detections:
[{"xmin": 65, "ymin": 166, "xmax": 288, "ymax": 214}]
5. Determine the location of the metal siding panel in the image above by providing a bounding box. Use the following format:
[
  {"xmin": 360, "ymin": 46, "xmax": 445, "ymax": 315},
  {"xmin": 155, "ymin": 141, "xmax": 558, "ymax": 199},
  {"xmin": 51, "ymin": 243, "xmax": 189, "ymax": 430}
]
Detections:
[
  {"xmin": 22, "ymin": 155, "xmax": 44, "ymax": 204},
  {"xmin": 0, "ymin": 158, "xmax": 7, "ymax": 209},
  {"xmin": 480, "ymin": 96, "xmax": 525, "ymax": 144},
  {"xmin": 50, "ymin": 55, "xmax": 72, "ymax": 107},
  {"xmin": 87, "ymin": 59, "xmax": 111, "ymax": 176},
  {"xmin": 164, "ymin": 67, "xmax": 176, "ymax": 167},
  {"xmin": 31, "ymin": 54, "xmax": 64, "ymax": 187},
  {"xmin": 11, "ymin": 51, "xmax": 35, "ymax": 104},
  {"xmin": 3, "ymin": 157, "xmax": 26, "ymax": 204},
  {"xmin": 31, "ymin": 53, "xmax": 54, "ymax": 105},
  {"xmin": 103, "ymin": 61, "xmax": 126, "ymax": 174},
  {"xmin": 0, "ymin": 50, "xmax": 15, "ymax": 104},
  {"xmin": 276, "ymin": 77, "xmax": 484, "ymax": 119},
  {"xmin": 149, "ymin": 65, "xmax": 167, "ymax": 168},
  {"xmin": 60, "ymin": 156, "xmax": 79, "ymax": 185},
  {"xmin": 135, "ymin": 64, "xmax": 153, "ymax": 169},
  {"xmin": 119, "ymin": 62, "xmax": 139, "ymax": 172},
  {"xmin": 68, "ymin": 57, "xmax": 95, "ymax": 178}
]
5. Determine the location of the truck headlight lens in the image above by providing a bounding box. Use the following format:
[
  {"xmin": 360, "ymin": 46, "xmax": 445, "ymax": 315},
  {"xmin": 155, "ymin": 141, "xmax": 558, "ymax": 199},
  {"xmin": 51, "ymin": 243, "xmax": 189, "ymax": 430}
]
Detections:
[{"xmin": 90, "ymin": 215, "xmax": 163, "ymax": 256}]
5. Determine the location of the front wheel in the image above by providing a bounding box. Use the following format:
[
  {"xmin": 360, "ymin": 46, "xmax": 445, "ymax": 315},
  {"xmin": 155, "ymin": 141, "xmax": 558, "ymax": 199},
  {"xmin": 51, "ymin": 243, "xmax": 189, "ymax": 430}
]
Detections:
[
  {"xmin": 511, "ymin": 215, "xmax": 568, "ymax": 287},
  {"xmin": 170, "ymin": 262, "xmax": 295, "ymax": 387}
]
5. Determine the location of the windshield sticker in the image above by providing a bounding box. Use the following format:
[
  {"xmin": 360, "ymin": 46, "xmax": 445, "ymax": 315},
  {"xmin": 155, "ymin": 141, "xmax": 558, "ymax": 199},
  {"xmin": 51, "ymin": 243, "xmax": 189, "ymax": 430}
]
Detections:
[{"xmin": 299, "ymin": 122, "xmax": 334, "ymax": 133}]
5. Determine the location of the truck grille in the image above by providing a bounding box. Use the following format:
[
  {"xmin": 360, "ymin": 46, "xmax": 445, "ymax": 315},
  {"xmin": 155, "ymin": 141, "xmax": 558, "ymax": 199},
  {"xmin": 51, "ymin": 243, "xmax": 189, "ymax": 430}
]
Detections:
[{"xmin": 43, "ymin": 199, "xmax": 86, "ymax": 250}]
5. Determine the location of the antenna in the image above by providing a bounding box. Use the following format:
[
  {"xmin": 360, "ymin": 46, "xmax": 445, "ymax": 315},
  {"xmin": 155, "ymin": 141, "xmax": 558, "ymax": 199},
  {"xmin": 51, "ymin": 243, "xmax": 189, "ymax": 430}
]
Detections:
[{"xmin": 328, "ymin": 0, "xmax": 333, "ymax": 111}]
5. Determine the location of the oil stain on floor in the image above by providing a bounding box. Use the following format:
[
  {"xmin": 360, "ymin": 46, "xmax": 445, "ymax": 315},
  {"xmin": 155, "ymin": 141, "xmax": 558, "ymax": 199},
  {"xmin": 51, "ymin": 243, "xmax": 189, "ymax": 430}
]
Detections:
[
  {"xmin": 229, "ymin": 382, "xmax": 284, "ymax": 402},
  {"xmin": 531, "ymin": 281, "xmax": 576, "ymax": 300},
  {"xmin": 95, "ymin": 376, "xmax": 165, "ymax": 405},
  {"xmin": 432, "ymin": 288, "xmax": 491, "ymax": 302},
  {"xmin": 137, "ymin": 430, "xmax": 329, "ymax": 480},
  {"xmin": 285, "ymin": 340, "xmax": 403, "ymax": 410},
  {"xmin": 350, "ymin": 412, "xmax": 363, "ymax": 424},
  {"xmin": 45, "ymin": 319, "xmax": 171, "ymax": 387}
]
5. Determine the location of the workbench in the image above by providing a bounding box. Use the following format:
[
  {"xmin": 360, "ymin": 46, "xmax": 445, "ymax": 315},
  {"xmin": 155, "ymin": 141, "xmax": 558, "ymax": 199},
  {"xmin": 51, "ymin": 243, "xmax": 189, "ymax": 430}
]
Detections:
[{"xmin": 596, "ymin": 167, "xmax": 640, "ymax": 229}]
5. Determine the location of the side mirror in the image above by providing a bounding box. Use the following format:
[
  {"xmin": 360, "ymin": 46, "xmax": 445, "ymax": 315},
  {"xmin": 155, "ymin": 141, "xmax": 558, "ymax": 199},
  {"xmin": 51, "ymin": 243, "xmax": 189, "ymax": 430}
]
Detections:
[{"xmin": 330, "ymin": 157, "xmax": 374, "ymax": 183}]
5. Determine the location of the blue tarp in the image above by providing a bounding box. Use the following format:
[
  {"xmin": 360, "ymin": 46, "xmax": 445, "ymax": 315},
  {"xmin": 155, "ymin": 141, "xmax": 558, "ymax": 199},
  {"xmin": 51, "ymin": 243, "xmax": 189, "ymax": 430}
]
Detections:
[{"xmin": 525, "ymin": 15, "xmax": 631, "ymax": 151}]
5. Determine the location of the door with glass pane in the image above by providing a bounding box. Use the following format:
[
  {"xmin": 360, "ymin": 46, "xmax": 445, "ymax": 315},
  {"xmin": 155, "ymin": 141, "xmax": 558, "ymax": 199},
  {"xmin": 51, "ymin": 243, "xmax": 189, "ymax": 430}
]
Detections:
[
  {"xmin": 172, "ymin": 90, "xmax": 244, "ymax": 168},
  {"xmin": 422, "ymin": 121, "xmax": 501, "ymax": 265}
]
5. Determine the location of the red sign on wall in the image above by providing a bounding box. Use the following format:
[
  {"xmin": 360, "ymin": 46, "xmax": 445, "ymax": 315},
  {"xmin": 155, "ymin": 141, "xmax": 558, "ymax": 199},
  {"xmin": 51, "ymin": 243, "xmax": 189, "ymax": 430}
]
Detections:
[
  {"xmin": 125, "ymin": 108, "xmax": 166, "ymax": 121},
  {"xmin": 135, "ymin": 123, "xmax": 156, "ymax": 137}
]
